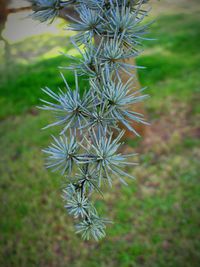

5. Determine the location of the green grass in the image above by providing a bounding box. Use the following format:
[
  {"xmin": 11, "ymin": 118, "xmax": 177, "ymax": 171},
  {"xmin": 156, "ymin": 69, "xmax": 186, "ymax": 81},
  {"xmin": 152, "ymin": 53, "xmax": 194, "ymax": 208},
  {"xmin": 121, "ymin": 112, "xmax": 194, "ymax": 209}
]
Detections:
[
  {"xmin": 0, "ymin": 32, "xmax": 87, "ymax": 118},
  {"xmin": 0, "ymin": 11, "xmax": 200, "ymax": 267}
]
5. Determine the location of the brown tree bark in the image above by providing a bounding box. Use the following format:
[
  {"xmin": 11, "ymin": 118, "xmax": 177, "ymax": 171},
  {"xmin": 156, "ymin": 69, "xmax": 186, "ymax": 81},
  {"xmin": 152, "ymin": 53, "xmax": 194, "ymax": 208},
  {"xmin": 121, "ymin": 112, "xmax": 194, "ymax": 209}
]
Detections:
[
  {"xmin": 119, "ymin": 57, "xmax": 147, "ymax": 138},
  {"xmin": 60, "ymin": 7, "xmax": 147, "ymax": 138},
  {"xmin": 0, "ymin": 0, "xmax": 11, "ymax": 61},
  {"xmin": 0, "ymin": 0, "xmax": 8, "ymax": 37}
]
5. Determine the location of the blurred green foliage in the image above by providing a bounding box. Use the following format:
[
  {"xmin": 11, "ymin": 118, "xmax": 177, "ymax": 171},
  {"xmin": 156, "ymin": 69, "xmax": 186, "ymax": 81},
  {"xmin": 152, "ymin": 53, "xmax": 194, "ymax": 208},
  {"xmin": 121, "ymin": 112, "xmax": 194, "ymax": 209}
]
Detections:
[{"xmin": 0, "ymin": 10, "xmax": 200, "ymax": 267}]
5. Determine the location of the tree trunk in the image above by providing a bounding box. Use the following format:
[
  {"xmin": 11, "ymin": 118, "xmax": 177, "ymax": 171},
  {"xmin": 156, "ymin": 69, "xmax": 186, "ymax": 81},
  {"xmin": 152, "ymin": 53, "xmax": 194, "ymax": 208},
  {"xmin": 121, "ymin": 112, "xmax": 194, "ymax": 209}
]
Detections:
[
  {"xmin": 119, "ymin": 57, "xmax": 147, "ymax": 138},
  {"xmin": 0, "ymin": 0, "xmax": 11, "ymax": 61},
  {"xmin": 60, "ymin": 6, "xmax": 147, "ymax": 138},
  {"xmin": 4, "ymin": 4, "xmax": 146, "ymax": 138},
  {"xmin": 0, "ymin": 0, "xmax": 8, "ymax": 37}
]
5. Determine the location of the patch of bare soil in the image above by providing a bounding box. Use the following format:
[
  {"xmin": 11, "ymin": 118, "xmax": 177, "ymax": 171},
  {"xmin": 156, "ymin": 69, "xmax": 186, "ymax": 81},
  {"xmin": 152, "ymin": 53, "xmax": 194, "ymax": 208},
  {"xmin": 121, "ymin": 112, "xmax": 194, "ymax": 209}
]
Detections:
[
  {"xmin": 140, "ymin": 101, "xmax": 200, "ymax": 154},
  {"xmin": 123, "ymin": 100, "xmax": 199, "ymax": 156}
]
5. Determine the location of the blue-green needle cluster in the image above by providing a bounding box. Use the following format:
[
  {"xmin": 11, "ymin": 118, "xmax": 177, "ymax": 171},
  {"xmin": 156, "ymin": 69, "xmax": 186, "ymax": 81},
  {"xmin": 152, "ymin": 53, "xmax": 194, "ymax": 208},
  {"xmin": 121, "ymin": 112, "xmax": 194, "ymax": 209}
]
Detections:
[{"xmin": 29, "ymin": 0, "xmax": 152, "ymax": 240}]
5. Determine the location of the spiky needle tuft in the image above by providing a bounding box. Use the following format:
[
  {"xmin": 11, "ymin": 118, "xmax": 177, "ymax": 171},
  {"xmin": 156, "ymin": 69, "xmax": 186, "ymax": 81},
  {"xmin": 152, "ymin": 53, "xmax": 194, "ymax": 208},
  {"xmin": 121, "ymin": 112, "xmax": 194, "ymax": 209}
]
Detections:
[{"xmin": 28, "ymin": 0, "xmax": 152, "ymax": 240}]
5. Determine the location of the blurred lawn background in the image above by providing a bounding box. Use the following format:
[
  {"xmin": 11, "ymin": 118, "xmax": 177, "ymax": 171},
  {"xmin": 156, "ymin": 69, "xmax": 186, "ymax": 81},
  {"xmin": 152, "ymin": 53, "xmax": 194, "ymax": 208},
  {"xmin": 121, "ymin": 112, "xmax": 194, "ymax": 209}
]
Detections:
[{"xmin": 0, "ymin": 0, "xmax": 200, "ymax": 266}]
